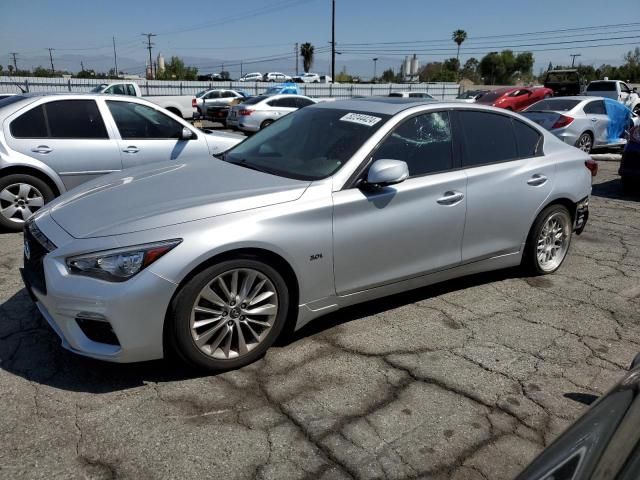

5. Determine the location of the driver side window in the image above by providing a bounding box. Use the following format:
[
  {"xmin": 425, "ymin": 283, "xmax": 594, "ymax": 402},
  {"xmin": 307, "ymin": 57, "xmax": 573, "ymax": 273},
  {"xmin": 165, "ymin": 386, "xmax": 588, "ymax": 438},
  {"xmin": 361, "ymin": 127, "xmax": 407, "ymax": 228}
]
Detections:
[
  {"xmin": 107, "ymin": 101, "xmax": 183, "ymax": 139},
  {"xmin": 372, "ymin": 111, "xmax": 453, "ymax": 177}
]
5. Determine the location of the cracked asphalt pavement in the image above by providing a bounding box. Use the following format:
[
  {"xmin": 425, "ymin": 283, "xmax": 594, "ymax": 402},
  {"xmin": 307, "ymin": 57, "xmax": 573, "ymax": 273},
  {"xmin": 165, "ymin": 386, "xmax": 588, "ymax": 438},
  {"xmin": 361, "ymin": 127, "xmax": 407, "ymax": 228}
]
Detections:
[{"xmin": 1, "ymin": 161, "xmax": 639, "ymax": 480}]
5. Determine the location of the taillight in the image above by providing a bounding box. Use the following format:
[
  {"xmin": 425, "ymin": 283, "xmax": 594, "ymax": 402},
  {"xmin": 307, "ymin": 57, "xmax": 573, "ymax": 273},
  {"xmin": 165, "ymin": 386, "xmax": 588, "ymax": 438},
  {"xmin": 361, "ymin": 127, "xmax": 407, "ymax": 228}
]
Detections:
[
  {"xmin": 585, "ymin": 159, "xmax": 598, "ymax": 177},
  {"xmin": 239, "ymin": 109, "xmax": 253, "ymax": 116},
  {"xmin": 551, "ymin": 115, "xmax": 574, "ymax": 129},
  {"xmin": 630, "ymin": 126, "xmax": 640, "ymax": 144},
  {"xmin": 191, "ymin": 98, "xmax": 197, "ymax": 108}
]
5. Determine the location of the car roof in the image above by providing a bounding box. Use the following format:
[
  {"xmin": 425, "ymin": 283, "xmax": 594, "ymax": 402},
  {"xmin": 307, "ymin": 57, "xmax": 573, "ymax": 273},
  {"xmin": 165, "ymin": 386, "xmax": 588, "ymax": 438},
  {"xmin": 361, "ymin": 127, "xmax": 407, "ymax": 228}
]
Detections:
[{"xmin": 312, "ymin": 97, "xmax": 438, "ymax": 115}]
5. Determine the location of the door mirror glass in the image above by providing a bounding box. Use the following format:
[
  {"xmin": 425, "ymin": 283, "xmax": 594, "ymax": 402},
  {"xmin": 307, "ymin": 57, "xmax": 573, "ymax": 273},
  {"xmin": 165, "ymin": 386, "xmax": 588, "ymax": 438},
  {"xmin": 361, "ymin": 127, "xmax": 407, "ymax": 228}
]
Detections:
[
  {"xmin": 365, "ymin": 159, "xmax": 409, "ymax": 187},
  {"xmin": 181, "ymin": 127, "xmax": 194, "ymax": 140}
]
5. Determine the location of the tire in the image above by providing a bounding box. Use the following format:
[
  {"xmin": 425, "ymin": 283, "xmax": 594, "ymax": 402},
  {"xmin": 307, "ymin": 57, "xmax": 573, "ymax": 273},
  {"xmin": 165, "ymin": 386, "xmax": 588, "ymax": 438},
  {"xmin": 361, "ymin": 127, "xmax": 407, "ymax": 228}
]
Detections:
[
  {"xmin": 0, "ymin": 174, "xmax": 55, "ymax": 231},
  {"xmin": 522, "ymin": 204, "xmax": 573, "ymax": 275},
  {"xmin": 169, "ymin": 258, "xmax": 290, "ymax": 372},
  {"xmin": 575, "ymin": 132, "xmax": 593, "ymax": 154},
  {"xmin": 260, "ymin": 119, "xmax": 274, "ymax": 129}
]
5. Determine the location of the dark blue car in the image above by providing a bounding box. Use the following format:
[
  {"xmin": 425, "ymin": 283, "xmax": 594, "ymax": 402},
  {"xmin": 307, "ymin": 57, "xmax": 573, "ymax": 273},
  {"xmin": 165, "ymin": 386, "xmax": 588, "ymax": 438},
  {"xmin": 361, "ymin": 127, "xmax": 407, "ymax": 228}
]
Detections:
[{"xmin": 620, "ymin": 126, "xmax": 640, "ymax": 192}]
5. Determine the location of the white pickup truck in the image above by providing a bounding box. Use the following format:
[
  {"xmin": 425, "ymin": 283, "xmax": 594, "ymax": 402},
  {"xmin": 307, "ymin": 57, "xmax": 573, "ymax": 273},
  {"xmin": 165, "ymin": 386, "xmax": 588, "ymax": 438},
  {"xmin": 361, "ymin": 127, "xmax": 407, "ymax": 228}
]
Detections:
[
  {"xmin": 585, "ymin": 80, "xmax": 640, "ymax": 113},
  {"xmin": 90, "ymin": 82, "xmax": 196, "ymax": 119}
]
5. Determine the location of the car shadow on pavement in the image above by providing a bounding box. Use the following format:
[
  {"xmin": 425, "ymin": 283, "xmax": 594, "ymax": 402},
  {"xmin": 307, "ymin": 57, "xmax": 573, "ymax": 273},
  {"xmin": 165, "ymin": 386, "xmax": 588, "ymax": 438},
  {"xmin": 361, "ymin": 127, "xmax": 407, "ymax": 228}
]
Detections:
[
  {"xmin": 1, "ymin": 267, "xmax": 525, "ymax": 394},
  {"xmin": 283, "ymin": 267, "xmax": 523, "ymax": 346},
  {"xmin": 591, "ymin": 178, "xmax": 639, "ymax": 202}
]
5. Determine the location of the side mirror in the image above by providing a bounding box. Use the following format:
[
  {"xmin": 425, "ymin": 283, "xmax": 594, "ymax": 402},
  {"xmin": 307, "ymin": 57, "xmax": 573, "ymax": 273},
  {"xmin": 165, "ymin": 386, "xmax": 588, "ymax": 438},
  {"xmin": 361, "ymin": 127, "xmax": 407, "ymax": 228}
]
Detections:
[
  {"xmin": 180, "ymin": 127, "xmax": 194, "ymax": 140},
  {"xmin": 365, "ymin": 159, "xmax": 409, "ymax": 188},
  {"xmin": 633, "ymin": 87, "xmax": 638, "ymax": 93}
]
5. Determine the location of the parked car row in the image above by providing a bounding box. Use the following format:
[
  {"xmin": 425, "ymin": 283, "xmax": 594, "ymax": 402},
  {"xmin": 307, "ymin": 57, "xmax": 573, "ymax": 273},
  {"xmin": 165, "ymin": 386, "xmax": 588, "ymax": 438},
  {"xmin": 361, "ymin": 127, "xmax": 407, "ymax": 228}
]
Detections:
[{"xmin": 226, "ymin": 94, "xmax": 317, "ymax": 132}]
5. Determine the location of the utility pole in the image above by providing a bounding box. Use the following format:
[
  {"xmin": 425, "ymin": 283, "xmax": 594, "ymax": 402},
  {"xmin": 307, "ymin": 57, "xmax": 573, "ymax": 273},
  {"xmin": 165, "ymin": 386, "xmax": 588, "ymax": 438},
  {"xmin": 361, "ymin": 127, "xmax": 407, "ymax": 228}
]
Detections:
[
  {"xmin": 47, "ymin": 48, "xmax": 55, "ymax": 74},
  {"xmin": 570, "ymin": 54, "xmax": 581, "ymax": 68},
  {"xmin": 295, "ymin": 43, "xmax": 299, "ymax": 76},
  {"xmin": 10, "ymin": 52, "xmax": 18, "ymax": 71},
  {"xmin": 142, "ymin": 33, "xmax": 156, "ymax": 79},
  {"xmin": 372, "ymin": 57, "xmax": 378, "ymax": 82},
  {"xmin": 80, "ymin": 61, "xmax": 85, "ymax": 72},
  {"xmin": 112, "ymin": 36, "xmax": 119, "ymax": 77},
  {"xmin": 331, "ymin": 0, "xmax": 336, "ymax": 81},
  {"xmin": 240, "ymin": 61, "xmax": 243, "ymax": 77}
]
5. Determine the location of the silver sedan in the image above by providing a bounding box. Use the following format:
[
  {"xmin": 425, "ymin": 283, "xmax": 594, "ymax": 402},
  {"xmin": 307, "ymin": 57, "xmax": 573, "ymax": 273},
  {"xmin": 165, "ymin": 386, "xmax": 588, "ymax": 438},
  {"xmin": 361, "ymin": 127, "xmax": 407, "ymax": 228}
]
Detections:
[
  {"xmin": 521, "ymin": 96, "xmax": 636, "ymax": 153},
  {"xmin": 0, "ymin": 93, "xmax": 243, "ymax": 230},
  {"xmin": 22, "ymin": 98, "xmax": 592, "ymax": 372},
  {"xmin": 226, "ymin": 94, "xmax": 316, "ymax": 132}
]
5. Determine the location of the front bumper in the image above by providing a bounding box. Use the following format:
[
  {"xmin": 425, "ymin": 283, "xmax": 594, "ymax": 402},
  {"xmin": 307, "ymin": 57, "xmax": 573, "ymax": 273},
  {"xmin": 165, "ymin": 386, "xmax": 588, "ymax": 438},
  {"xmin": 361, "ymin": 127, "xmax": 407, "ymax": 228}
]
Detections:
[{"xmin": 21, "ymin": 227, "xmax": 178, "ymax": 363}]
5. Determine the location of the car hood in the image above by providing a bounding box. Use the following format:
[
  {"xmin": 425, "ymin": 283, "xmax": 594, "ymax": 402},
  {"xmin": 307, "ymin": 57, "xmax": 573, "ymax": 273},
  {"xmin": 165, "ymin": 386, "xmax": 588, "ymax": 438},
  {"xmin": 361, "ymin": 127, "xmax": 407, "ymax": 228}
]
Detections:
[
  {"xmin": 202, "ymin": 130, "xmax": 245, "ymax": 155},
  {"xmin": 49, "ymin": 156, "xmax": 310, "ymax": 238}
]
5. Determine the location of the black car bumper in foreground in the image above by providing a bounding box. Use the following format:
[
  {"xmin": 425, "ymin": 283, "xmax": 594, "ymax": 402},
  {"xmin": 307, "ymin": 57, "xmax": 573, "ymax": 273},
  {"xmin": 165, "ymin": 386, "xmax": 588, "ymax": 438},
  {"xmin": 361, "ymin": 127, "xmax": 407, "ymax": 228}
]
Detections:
[{"xmin": 619, "ymin": 148, "xmax": 640, "ymax": 181}]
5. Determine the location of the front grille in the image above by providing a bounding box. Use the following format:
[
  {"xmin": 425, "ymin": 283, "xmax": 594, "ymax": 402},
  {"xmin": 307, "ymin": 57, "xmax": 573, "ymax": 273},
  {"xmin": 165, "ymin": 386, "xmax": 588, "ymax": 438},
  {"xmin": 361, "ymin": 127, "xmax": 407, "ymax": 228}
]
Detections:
[{"xmin": 23, "ymin": 221, "xmax": 55, "ymax": 295}]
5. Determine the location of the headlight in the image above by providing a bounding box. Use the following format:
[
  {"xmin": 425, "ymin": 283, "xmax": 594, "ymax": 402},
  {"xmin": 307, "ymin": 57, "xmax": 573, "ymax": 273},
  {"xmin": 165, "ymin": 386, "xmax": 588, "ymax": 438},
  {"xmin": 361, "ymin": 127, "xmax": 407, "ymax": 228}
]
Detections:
[{"xmin": 66, "ymin": 239, "xmax": 181, "ymax": 282}]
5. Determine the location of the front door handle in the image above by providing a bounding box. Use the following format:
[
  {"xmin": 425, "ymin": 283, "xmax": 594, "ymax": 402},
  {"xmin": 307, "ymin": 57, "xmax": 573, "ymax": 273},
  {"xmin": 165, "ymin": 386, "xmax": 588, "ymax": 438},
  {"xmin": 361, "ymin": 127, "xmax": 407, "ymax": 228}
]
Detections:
[
  {"xmin": 31, "ymin": 145, "xmax": 52, "ymax": 154},
  {"xmin": 436, "ymin": 191, "xmax": 464, "ymax": 205},
  {"xmin": 122, "ymin": 146, "xmax": 139, "ymax": 154},
  {"xmin": 527, "ymin": 174, "xmax": 548, "ymax": 186}
]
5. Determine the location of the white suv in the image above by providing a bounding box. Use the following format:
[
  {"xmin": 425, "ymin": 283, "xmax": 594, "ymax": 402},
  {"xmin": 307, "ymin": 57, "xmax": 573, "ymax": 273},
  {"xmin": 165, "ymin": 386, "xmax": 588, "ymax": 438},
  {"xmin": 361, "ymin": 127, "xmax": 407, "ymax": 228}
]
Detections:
[
  {"xmin": 239, "ymin": 72, "xmax": 263, "ymax": 82},
  {"xmin": 263, "ymin": 72, "xmax": 292, "ymax": 82}
]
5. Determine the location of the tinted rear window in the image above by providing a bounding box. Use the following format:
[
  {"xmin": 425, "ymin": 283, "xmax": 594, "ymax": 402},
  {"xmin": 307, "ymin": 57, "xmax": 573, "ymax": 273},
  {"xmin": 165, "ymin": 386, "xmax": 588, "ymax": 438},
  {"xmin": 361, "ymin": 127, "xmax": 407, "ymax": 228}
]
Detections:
[
  {"xmin": 45, "ymin": 100, "xmax": 108, "ymax": 139},
  {"xmin": 513, "ymin": 120, "xmax": 542, "ymax": 158},
  {"xmin": 10, "ymin": 104, "xmax": 48, "ymax": 137},
  {"xmin": 525, "ymin": 99, "xmax": 581, "ymax": 112},
  {"xmin": 459, "ymin": 111, "xmax": 518, "ymax": 166},
  {"xmin": 476, "ymin": 90, "xmax": 510, "ymax": 103},
  {"xmin": 242, "ymin": 96, "xmax": 268, "ymax": 105},
  {"xmin": 546, "ymin": 72, "xmax": 579, "ymax": 83},
  {"xmin": 587, "ymin": 82, "xmax": 617, "ymax": 92}
]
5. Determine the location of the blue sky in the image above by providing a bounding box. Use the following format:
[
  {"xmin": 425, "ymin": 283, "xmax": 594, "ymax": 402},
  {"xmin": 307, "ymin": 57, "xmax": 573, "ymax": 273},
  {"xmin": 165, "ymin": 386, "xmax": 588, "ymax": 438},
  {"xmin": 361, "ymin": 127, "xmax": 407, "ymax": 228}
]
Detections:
[{"xmin": 1, "ymin": 0, "xmax": 639, "ymax": 77}]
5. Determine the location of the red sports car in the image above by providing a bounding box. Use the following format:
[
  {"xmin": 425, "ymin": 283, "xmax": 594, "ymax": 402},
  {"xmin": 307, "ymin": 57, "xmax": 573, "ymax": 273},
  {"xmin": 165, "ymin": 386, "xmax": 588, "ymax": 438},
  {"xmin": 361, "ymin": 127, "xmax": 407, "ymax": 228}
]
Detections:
[{"xmin": 474, "ymin": 86, "xmax": 553, "ymax": 112}]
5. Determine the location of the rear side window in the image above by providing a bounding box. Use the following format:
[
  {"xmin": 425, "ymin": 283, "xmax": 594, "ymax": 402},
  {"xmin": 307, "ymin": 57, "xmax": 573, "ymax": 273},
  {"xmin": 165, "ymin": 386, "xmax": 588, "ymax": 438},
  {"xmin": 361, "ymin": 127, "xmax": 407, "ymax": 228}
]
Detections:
[
  {"xmin": 10, "ymin": 100, "xmax": 107, "ymax": 139},
  {"xmin": 459, "ymin": 111, "xmax": 518, "ymax": 166},
  {"xmin": 11, "ymin": 105, "xmax": 48, "ymax": 138},
  {"xmin": 126, "ymin": 84, "xmax": 137, "ymax": 96},
  {"xmin": 373, "ymin": 111, "xmax": 453, "ymax": 177},
  {"xmin": 45, "ymin": 100, "xmax": 108, "ymax": 139},
  {"xmin": 587, "ymin": 82, "xmax": 616, "ymax": 92},
  {"xmin": 513, "ymin": 120, "xmax": 542, "ymax": 158},
  {"xmin": 295, "ymin": 98, "xmax": 315, "ymax": 108},
  {"xmin": 584, "ymin": 100, "xmax": 606, "ymax": 115}
]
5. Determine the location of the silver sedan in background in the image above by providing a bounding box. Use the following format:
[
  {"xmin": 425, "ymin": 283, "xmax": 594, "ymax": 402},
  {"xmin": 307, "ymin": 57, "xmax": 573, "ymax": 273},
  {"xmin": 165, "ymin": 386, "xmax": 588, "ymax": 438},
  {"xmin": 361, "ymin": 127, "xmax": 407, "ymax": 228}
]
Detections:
[
  {"xmin": 521, "ymin": 96, "xmax": 636, "ymax": 153},
  {"xmin": 226, "ymin": 94, "xmax": 317, "ymax": 132},
  {"xmin": 21, "ymin": 98, "xmax": 592, "ymax": 372},
  {"xmin": 0, "ymin": 93, "xmax": 243, "ymax": 230}
]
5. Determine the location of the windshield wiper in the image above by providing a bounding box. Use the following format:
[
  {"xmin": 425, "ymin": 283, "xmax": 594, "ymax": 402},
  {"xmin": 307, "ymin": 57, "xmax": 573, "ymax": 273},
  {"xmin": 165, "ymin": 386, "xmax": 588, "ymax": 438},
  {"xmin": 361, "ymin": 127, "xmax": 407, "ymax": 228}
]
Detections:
[{"xmin": 227, "ymin": 159, "xmax": 276, "ymax": 175}]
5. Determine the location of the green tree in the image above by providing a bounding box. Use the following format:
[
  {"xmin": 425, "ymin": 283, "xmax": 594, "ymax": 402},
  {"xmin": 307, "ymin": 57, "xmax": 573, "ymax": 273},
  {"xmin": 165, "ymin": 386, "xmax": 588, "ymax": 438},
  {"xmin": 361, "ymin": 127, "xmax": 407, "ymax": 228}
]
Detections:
[
  {"xmin": 300, "ymin": 43, "xmax": 314, "ymax": 73},
  {"xmin": 8, "ymin": 65, "xmax": 14, "ymax": 74},
  {"xmin": 380, "ymin": 68, "xmax": 396, "ymax": 83},
  {"xmin": 452, "ymin": 29, "xmax": 467, "ymax": 65},
  {"xmin": 0, "ymin": 65, "xmax": 3, "ymax": 75},
  {"xmin": 479, "ymin": 50, "xmax": 535, "ymax": 85},
  {"xmin": 157, "ymin": 56, "xmax": 198, "ymax": 80},
  {"xmin": 461, "ymin": 57, "xmax": 480, "ymax": 83},
  {"xmin": 32, "ymin": 66, "xmax": 51, "ymax": 77}
]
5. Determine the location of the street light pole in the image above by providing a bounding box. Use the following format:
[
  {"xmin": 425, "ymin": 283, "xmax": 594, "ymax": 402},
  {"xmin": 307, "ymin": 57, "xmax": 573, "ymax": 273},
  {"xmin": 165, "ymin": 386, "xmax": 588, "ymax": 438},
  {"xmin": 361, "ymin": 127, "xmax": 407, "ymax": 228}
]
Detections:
[
  {"xmin": 372, "ymin": 57, "xmax": 378, "ymax": 82},
  {"xmin": 331, "ymin": 0, "xmax": 335, "ymax": 81},
  {"xmin": 570, "ymin": 54, "xmax": 581, "ymax": 68}
]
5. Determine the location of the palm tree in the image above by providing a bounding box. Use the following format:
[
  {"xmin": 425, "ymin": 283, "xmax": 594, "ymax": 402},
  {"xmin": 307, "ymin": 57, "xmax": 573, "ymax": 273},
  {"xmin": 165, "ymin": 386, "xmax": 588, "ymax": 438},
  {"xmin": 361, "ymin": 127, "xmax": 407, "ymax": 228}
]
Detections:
[
  {"xmin": 300, "ymin": 43, "xmax": 315, "ymax": 73},
  {"xmin": 452, "ymin": 29, "xmax": 467, "ymax": 64}
]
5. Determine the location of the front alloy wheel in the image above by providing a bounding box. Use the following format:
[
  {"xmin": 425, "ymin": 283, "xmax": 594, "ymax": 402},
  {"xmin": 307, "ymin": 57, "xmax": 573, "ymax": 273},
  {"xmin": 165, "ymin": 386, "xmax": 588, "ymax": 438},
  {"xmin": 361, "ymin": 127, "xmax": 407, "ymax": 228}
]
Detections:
[
  {"xmin": 0, "ymin": 174, "xmax": 55, "ymax": 231},
  {"xmin": 170, "ymin": 259, "xmax": 289, "ymax": 371}
]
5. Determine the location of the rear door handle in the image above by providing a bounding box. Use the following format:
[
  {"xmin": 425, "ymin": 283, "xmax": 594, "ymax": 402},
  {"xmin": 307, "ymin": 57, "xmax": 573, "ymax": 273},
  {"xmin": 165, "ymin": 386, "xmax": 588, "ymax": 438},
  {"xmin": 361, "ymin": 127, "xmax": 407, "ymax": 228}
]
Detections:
[
  {"xmin": 436, "ymin": 191, "xmax": 464, "ymax": 205},
  {"xmin": 527, "ymin": 174, "xmax": 548, "ymax": 186},
  {"xmin": 122, "ymin": 146, "xmax": 139, "ymax": 154},
  {"xmin": 591, "ymin": 118, "xmax": 598, "ymax": 122},
  {"xmin": 31, "ymin": 145, "xmax": 52, "ymax": 154}
]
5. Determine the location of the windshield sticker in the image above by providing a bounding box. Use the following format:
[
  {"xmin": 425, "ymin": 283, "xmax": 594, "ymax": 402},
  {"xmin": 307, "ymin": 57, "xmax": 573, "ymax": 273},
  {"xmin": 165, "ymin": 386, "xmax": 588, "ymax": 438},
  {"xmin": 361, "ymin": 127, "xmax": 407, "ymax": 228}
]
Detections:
[{"xmin": 340, "ymin": 113, "xmax": 382, "ymax": 127}]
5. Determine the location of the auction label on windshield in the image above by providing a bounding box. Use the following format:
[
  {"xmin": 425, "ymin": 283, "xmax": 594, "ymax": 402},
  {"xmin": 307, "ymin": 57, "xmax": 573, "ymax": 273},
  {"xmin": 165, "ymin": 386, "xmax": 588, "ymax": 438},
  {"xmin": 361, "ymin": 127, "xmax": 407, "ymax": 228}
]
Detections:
[{"xmin": 340, "ymin": 113, "xmax": 382, "ymax": 126}]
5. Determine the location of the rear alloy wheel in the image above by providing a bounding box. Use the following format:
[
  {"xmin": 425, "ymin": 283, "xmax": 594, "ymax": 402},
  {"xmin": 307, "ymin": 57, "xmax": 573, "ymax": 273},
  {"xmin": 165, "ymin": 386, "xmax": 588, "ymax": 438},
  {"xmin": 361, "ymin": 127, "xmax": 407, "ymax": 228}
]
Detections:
[
  {"xmin": 170, "ymin": 259, "xmax": 290, "ymax": 371},
  {"xmin": 575, "ymin": 132, "xmax": 593, "ymax": 153},
  {"xmin": 524, "ymin": 204, "xmax": 572, "ymax": 275},
  {"xmin": 0, "ymin": 174, "xmax": 54, "ymax": 231},
  {"xmin": 260, "ymin": 119, "xmax": 274, "ymax": 129}
]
